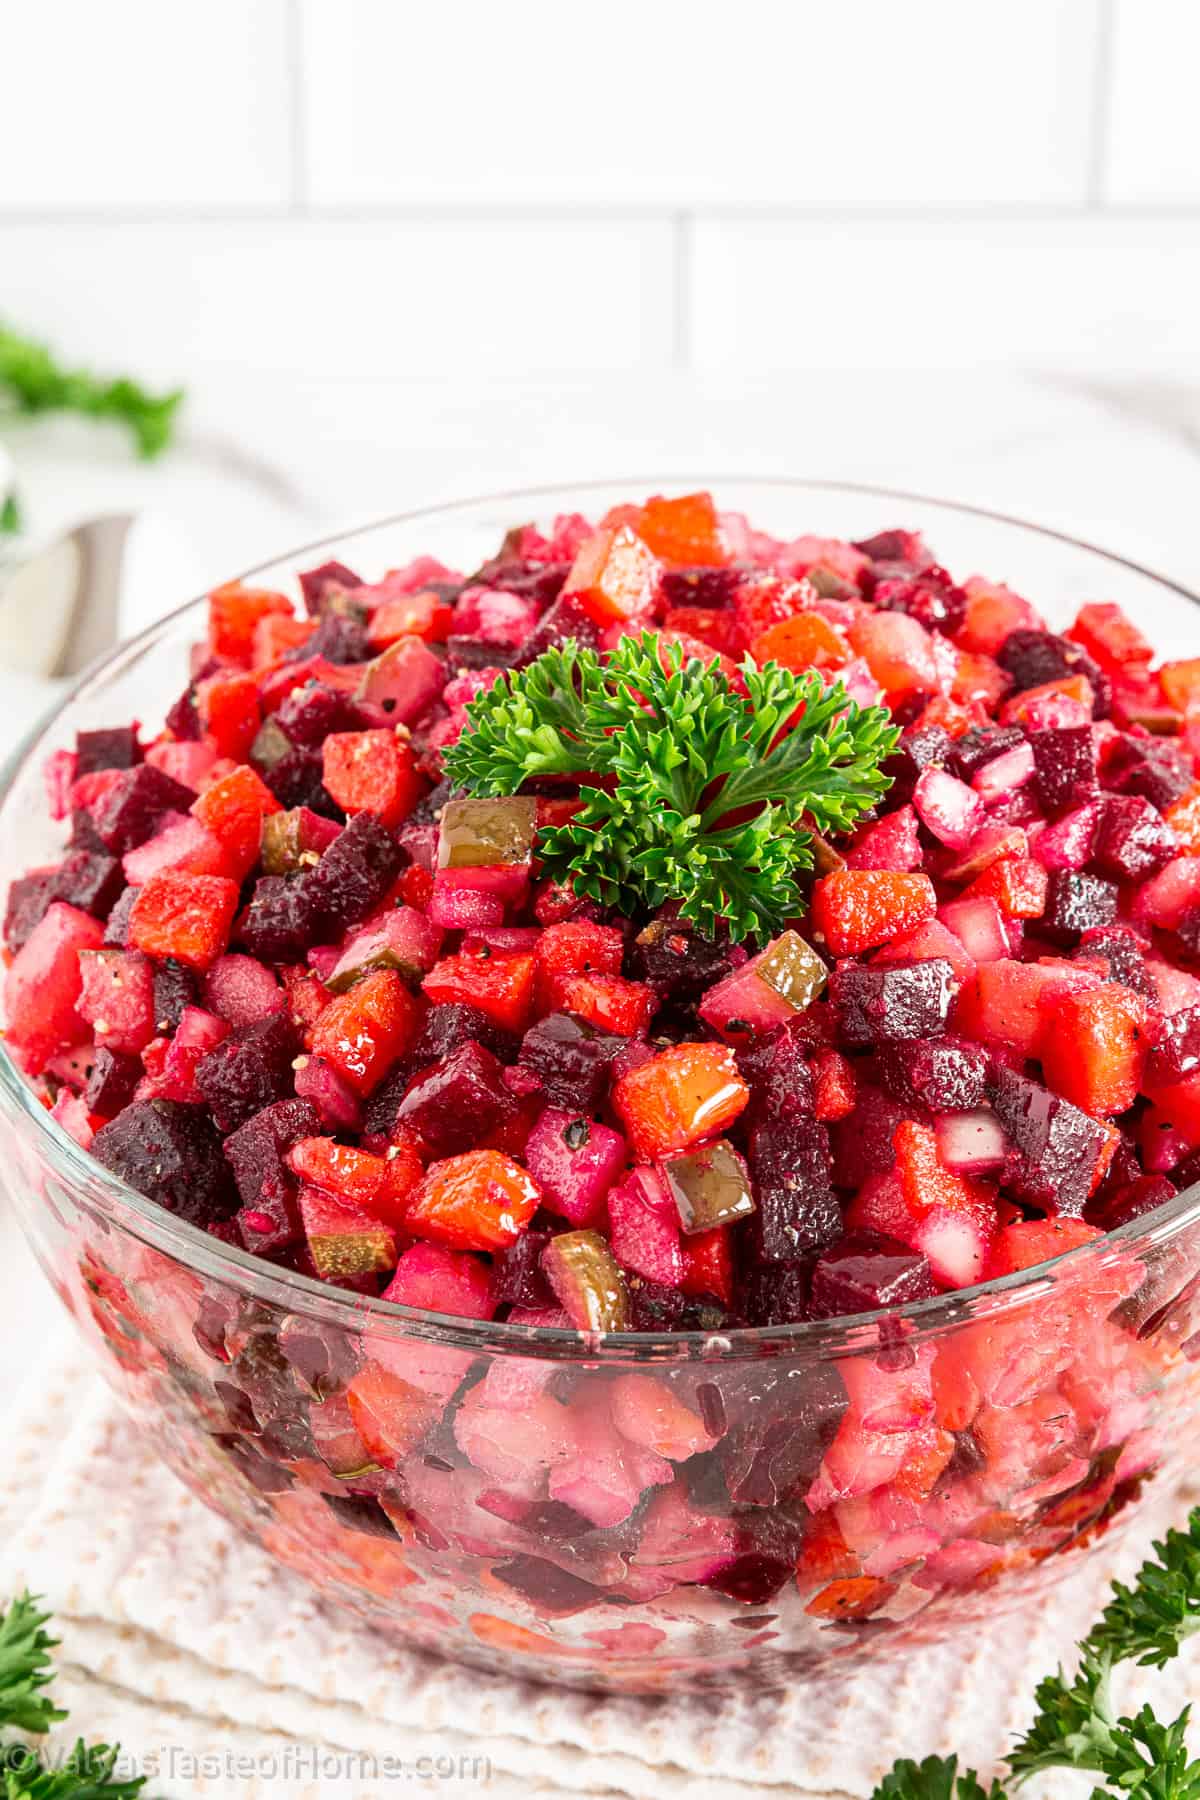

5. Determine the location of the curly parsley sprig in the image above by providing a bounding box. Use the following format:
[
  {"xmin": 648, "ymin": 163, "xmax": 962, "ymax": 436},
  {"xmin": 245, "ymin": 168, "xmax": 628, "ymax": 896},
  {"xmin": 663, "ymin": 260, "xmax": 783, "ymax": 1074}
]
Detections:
[
  {"xmin": 0, "ymin": 324, "xmax": 183, "ymax": 460},
  {"xmin": 871, "ymin": 1508, "xmax": 1200, "ymax": 1799},
  {"xmin": 0, "ymin": 1593, "xmax": 144, "ymax": 1798},
  {"xmin": 443, "ymin": 632, "xmax": 898, "ymax": 943}
]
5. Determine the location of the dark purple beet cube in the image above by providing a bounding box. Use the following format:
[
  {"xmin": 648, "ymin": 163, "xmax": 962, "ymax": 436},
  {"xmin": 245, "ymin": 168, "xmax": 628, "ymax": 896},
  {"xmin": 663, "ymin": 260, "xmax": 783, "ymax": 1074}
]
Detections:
[
  {"xmin": 877, "ymin": 1035, "xmax": 989, "ymax": 1112},
  {"xmin": 274, "ymin": 681, "xmax": 363, "ymax": 747},
  {"xmin": 152, "ymin": 958, "xmax": 198, "ymax": 1033},
  {"xmin": 393, "ymin": 1041, "xmax": 517, "ymax": 1158},
  {"xmin": 320, "ymin": 1493, "xmax": 397, "ymax": 1538},
  {"xmin": 307, "ymin": 810, "xmax": 404, "ymax": 932},
  {"xmin": 518, "ymin": 1012, "xmax": 623, "ymax": 1110},
  {"xmin": 92, "ymin": 1099, "xmax": 238, "ymax": 1223},
  {"xmin": 1148, "ymin": 1004, "xmax": 1200, "ymax": 1087},
  {"xmin": 196, "ymin": 1012, "xmax": 299, "ymax": 1133},
  {"xmin": 102, "ymin": 884, "xmax": 140, "ymax": 947},
  {"xmin": 1105, "ymin": 733, "xmax": 1193, "ymax": 810},
  {"xmin": 223, "ymin": 1097, "xmax": 319, "ymax": 1251},
  {"xmin": 829, "ymin": 957, "xmax": 954, "ymax": 1045},
  {"xmin": 702, "ymin": 1553, "xmax": 794, "ymax": 1607},
  {"xmin": 447, "ymin": 638, "xmax": 519, "ymax": 672},
  {"xmin": 874, "ymin": 569, "xmax": 965, "ymax": 636},
  {"xmin": 299, "ymin": 559, "xmax": 363, "ymax": 616},
  {"xmin": 628, "ymin": 1279, "xmax": 689, "ymax": 1331},
  {"xmin": 291, "ymin": 607, "xmax": 369, "ymax": 666},
  {"xmin": 53, "ymin": 849, "xmax": 124, "ymax": 920},
  {"xmin": 659, "ymin": 565, "xmax": 745, "ymax": 609},
  {"xmin": 1030, "ymin": 726, "xmax": 1098, "ymax": 816},
  {"xmin": 990, "ymin": 1066, "xmax": 1111, "ymax": 1216},
  {"xmin": 809, "ymin": 1231, "xmax": 935, "ymax": 1318},
  {"xmin": 69, "ymin": 807, "xmax": 109, "ymax": 854},
  {"xmin": 492, "ymin": 1230, "xmax": 555, "ymax": 1309},
  {"xmin": 1093, "ymin": 795, "xmax": 1176, "ymax": 881},
  {"xmin": 513, "ymin": 595, "xmax": 601, "ymax": 666},
  {"xmin": 736, "ymin": 1017, "xmax": 814, "ymax": 1122},
  {"xmin": 74, "ymin": 726, "xmax": 140, "ymax": 776},
  {"xmin": 949, "ymin": 723, "xmax": 1026, "ymax": 782},
  {"xmin": 263, "ymin": 742, "xmax": 337, "ymax": 815},
  {"xmin": 736, "ymin": 1262, "xmax": 812, "ymax": 1327},
  {"xmin": 1077, "ymin": 924, "xmax": 1155, "ymax": 999},
  {"xmin": 997, "ymin": 628, "xmax": 1074, "ymax": 692},
  {"xmin": 747, "ymin": 1117, "xmax": 840, "ymax": 1262},
  {"xmin": 628, "ymin": 913, "xmax": 740, "ymax": 1006},
  {"xmin": 855, "ymin": 529, "xmax": 932, "ymax": 568},
  {"xmin": 164, "ymin": 685, "xmax": 201, "ymax": 741},
  {"xmin": 91, "ymin": 765, "xmax": 198, "ymax": 854},
  {"xmin": 490, "ymin": 1556, "xmax": 607, "ymax": 1615},
  {"xmin": 4, "ymin": 869, "xmax": 63, "ymax": 953},
  {"xmin": 1092, "ymin": 1173, "xmax": 1176, "ymax": 1231},
  {"xmin": 720, "ymin": 1362, "xmax": 847, "ymax": 1503},
  {"xmin": 410, "ymin": 1001, "xmax": 519, "ymax": 1068},
  {"xmin": 880, "ymin": 725, "xmax": 952, "ymax": 804},
  {"xmin": 236, "ymin": 874, "xmax": 325, "ymax": 962},
  {"xmin": 1043, "ymin": 869, "xmax": 1119, "ymax": 944},
  {"xmin": 83, "ymin": 1047, "xmax": 142, "ymax": 1117},
  {"xmin": 831, "ymin": 1086, "xmax": 921, "ymax": 1187}
]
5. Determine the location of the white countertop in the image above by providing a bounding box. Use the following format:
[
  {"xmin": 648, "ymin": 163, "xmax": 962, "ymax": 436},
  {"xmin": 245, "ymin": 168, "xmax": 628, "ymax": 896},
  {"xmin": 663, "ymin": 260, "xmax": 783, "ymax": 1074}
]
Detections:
[{"xmin": 5, "ymin": 366, "xmax": 1200, "ymax": 1417}]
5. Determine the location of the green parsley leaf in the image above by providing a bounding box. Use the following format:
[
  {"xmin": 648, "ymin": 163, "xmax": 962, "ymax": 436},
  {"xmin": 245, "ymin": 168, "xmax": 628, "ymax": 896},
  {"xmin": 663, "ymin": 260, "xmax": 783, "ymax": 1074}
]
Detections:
[
  {"xmin": 0, "ymin": 325, "xmax": 183, "ymax": 459},
  {"xmin": 0, "ymin": 491, "xmax": 20, "ymax": 537},
  {"xmin": 0, "ymin": 1595, "xmax": 64, "ymax": 1735},
  {"xmin": 1088, "ymin": 1513, "xmax": 1200, "ymax": 1671},
  {"xmin": 871, "ymin": 1754, "xmax": 1006, "ymax": 1799},
  {"xmin": 443, "ymin": 632, "xmax": 898, "ymax": 942},
  {"xmin": 1, "ymin": 1738, "xmax": 146, "ymax": 1798}
]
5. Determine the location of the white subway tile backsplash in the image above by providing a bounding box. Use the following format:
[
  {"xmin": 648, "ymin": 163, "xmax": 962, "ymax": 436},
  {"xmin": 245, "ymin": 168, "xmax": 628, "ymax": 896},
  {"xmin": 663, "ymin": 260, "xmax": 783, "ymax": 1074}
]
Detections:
[
  {"xmin": 690, "ymin": 218, "xmax": 1200, "ymax": 374},
  {"xmin": 299, "ymin": 0, "xmax": 1097, "ymax": 210},
  {"xmin": 0, "ymin": 1, "xmax": 292, "ymax": 210},
  {"xmin": 0, "ymin": 220, "xmax": 675, "ymax": 381},
  {"xmin": 1104, "ymin": 1, "xmax": 1200, "ymax": 205}
]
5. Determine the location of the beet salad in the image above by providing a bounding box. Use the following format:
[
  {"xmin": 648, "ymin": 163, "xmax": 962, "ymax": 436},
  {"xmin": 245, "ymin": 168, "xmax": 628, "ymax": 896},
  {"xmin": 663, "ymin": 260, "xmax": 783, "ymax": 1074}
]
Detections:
[{"xmin": 8, "ymin": 489, "xmax": 1200, "ymax": 1338}]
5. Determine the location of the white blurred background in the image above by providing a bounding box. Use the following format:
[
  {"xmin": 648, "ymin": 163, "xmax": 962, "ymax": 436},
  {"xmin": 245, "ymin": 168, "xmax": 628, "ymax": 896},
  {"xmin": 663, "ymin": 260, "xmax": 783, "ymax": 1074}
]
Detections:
[{"xmin": 3, "ymin": 0, "xmax": 1200, "ymax": 610}]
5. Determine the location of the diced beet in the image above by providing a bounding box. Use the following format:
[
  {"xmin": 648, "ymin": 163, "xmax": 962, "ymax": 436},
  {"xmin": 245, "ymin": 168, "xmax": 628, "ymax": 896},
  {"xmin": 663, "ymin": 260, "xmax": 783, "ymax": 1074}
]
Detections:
[
  {"xmin": 998, "ymin": 629, "xmax": 1107, "ymax": 714},
  {"xmin": 1078, "ymin": 924, "xmax": 1155, "ymax": 1000},
  {"xmin": 1030, "ymin": 726, "xmax": 1098, "ymax": 816},
  {"xmin": 307, "ymin": 810, "xmax": 405, "ymax": 933},
  {"xmin": 274, "ymin": 680, "xmax": 363, "ymax": 747},
  {"xmin": 299, "ymin": 559, "xmax": 363, "ymax": 614},
  {"xmin": 102, "ymin": 885, "xmax": 139, "ymax": 948},
  {"xmin": 513, "ymin": 595, "xmax": 601, "ymax": 666},
  {"xmin": 845, "ymin": 805, "xmax": 922, "ymax": 872},
  {"xmin": 720, "ymin": 1362, "xmax": 847, "ymax": 1502},
  {"xmin": 737, "ymin": 1262, "xmax": 812, "ymax": 1326},
  {"xmin": 91, "ymin": 765, "xmax": 198, "ymax": 855},
  {"xmin": 628, "ymin": 913, "xmax": 743, "ymax": 1007},
  {"xmin": 223, "ymin": 1098, "xmax": 320, "ymax": 1252},
  {"xmin": 152, "ymin": 958, "xmax": 198, "ymax": 1032},
  {"xmin": 1105, "ymin": 733, "xmax": 1194, "ymax": 811},
  {"xmin": 949, "ymin": 724, "xmax": 1026, "ymax": 781},
  {"xmin": 736, "ymin": 1017, "xmax": 816, "ymax": 1123},
  {"xmin": 518, "ymin": 1011, "xmax": 623, "ymax": 1110},
  {"xmin": 747, "ymin": 1116, "xmax": 840, "ymax": 1261},
  {"xmin": 1043, "ymin": 869, "xmax": 1119, "ymax": 944},
  {"xmin": 877, "ymin": 1036, "xmax": 989, "ymax": 1112},
  {"xmin": 874, "ymin": 567, "xmax": 965, "ymax": 636},
  {"xmin": 829, "ymin": 958, "xmax": 954, "ymax": 1044},
  {"xmin": 92, "ymin": 1099, "xmax": 238, "ymax": 1223},
  {"xmin": 1094, "ymin": 1173, "xmax": 1176, "ymax": 1230},
  {"xmin": 409, "ymin": 1001, "xmax": 518, "ymax": 1069},
  {"xmin": 1148, "ymin": 1004, "xmax": 1200, "ymax": 1087},
  {"xmin": 912, "ymin": 767, "xmax": 984, "ymax": 850},
  {"xmin": 203, "ymin": 953, "xmax": 285, "ymax": 1027},
  {"xmin": 293, "ymin": 1054, "xmax": 363, "ymax": 1133},
  {"xmin": 831, "ymin": 1086, "xmax": 921, "ymax": 1187},
  {"xmin": 83, "ymin": 1047, "xmax": 142, "ymax": 1117},
  {"xmin": 989, "ymin": 1066, "xmax": 1112, "ymax": 1217},
  {"xmin": 809, "ymin": 1231, "xmax": 935, "ymax": 1318},
  {"xmin": 393, "ymin": 1041, "xmax": 517, "ymax": 1157},
  {"xmin": 1092, "ymin": 795, "xmax": 1176, "ymax": 881},
  {"xmin": 880, "ymin": 725, "xmax": 952, "ymax": 804},
  {"xmin": 195, "ymin": 1011, "xmax": 299, "ymax": 1133},
  {"xmin": 260, "ymin": 742, "xmax": 335, "ymax": 814},
  {"xmin": 74, "ymin": 726, "xmax": 140, "ymax": 777},
  {"xmin": 1032, "ymin": 800, "xmax": 1103, "ymax": 872},
  {"xmin": 296, "ymin": 609, "xmax": 370, "ymax": 666},
  {"xmin": 3, "ymin": 869, "xmax": 64, "ymax": 953},
  {"xmin": 607, "ymin": 1169, "xmax": 684, "ymax": 1286},
  {"xmin": 4, "ymin": 850, "xmax": 123, "ymax": 953},
  {"xmin": 237, "ymin": 875, "xmax": 325, "ymax": 963},
  {"xmin": 492, "ymin": 1230, "xmax": 556, "ymax": 1309}
]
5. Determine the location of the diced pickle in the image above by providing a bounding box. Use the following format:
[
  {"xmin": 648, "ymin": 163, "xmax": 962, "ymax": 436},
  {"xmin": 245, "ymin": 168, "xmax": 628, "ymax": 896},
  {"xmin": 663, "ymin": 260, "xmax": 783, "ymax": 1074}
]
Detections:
[
  {"xmin": 438, "ymin": 796, "xmax": 538, "ymax": 870},
  {"xmin": 756, "ymin": 930, "xmax": 828, "ymax": 1009},
  {"xmin": 662, "ymin": 1138, "xmax": 756, "ymax": 1234},
  {"xmin": 249, "ymin": 715, "xmax": 294, "ymax": 776},
  {"xmin": 541, "ymin": 1229, "xmax": 630, "ymax": 1332},
  {"xmin": 308, "ymin": 1224, "xmax": 394, "ymax": 1279},
  {"xmin": 261, "ymin": 810, "xmax": 305, "ymax": 876}
]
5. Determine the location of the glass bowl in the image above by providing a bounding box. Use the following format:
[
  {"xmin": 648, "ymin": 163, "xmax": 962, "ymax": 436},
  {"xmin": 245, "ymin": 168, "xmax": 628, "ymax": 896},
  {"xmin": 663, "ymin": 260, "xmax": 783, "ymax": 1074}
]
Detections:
[{"xmin": 4, "ymin": 478, "xmax": 1200, "ymax": 1695}]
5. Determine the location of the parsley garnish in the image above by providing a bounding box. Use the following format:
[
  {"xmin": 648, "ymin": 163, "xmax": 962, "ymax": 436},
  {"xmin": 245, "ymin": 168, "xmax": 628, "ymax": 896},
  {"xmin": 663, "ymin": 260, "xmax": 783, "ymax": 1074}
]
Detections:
[
  {"xmin": 0, "ymin": 325, "xmax": 183, "ymax": 460},
  {"xmin": 871, "ymin": 1509, "xmax": 1200, "ymax": 1799},
  {"xmin": 443, "ymin": 632, "xmax": 898, "ymax": 943},
  {"xmin": 0, "ymin": 1593, "xmax": 145, "ymax": 1798},
  {"xmin": 0, "ymin": 491, "xmax": 20, "ymax": 538}
]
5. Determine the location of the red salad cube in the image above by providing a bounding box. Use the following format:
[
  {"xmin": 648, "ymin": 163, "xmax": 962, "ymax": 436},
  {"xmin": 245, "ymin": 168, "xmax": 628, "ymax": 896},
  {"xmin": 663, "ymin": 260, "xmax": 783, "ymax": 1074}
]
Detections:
[
  {"xmin": 309, "ymin": 968, "xmax": 420, "ymax": 1095},
  {"xmin": 5, "ymin": 901, "xmax": 105, "ymax": 1070},
  {"xmin": 612, "ymin": 1042, "xmax": 748, "ymax": 1160},
  {"xmin": 811, "ymin": 871, "xmax": 936, "ymax": 957},
  {"xmin": 208, "ymin": 581, "xmax": 294, "ymax": 664},
  {"xmin": 405, "ymin": 1149, "xmax": 540, "ymax": 1252},
  {"xmin": 196, "ymin": 669, "xmax": 261, "ymax": 761},
  {"xmin": 1040, "ymin": 984, "xmax": 1151, "ymax": 1117},
  {"xmin": 322, "ymin": 730, "xmax": 422, "ymax": 827},
  {"xmin": 423, "ymin": 945, "xmax": 537, "ymax": 1035},
  {"xmin": 563, "ymin": 525, "xmax": 660, "ymax": 625},
  {"xmin": 191, "ymin": 763, "xmax": 281, "ymax": 880},
  {"xmin": 635, "ymin": 492, "xmax": 728, "ymax": 567}
]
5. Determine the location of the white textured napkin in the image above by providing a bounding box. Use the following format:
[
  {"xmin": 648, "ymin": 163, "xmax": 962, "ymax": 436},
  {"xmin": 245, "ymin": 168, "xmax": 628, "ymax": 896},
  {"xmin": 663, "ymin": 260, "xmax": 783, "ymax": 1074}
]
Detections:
[{"xmin": 2, "ymin": 1327, "xmax": 1199, "ymax": 1800}]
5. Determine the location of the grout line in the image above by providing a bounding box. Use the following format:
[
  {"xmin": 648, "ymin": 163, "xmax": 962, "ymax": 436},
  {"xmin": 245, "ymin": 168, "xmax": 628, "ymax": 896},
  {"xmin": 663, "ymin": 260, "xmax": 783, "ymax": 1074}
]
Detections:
[
  {"xmin": 1086, "ymin": 0, "xmax": 1117, "ymax": 209},
  {"xmin": 672, "ymin": 212, "xmax": 692, "ymax": 371},
  {"xmin": 284, "ymin": 0, "xmax": 309, "ymax": 214}
]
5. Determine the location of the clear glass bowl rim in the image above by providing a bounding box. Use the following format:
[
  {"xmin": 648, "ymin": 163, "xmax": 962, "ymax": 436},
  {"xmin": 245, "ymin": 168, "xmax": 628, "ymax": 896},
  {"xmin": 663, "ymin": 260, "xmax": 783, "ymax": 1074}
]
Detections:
[{"xmin": 4, "ymin": 473, "xmax": 1200, "ymax": 1365}]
